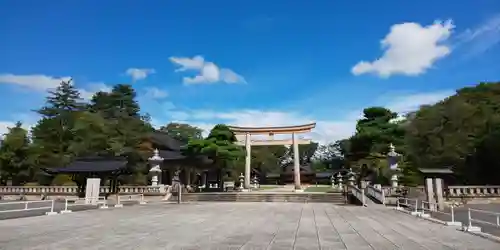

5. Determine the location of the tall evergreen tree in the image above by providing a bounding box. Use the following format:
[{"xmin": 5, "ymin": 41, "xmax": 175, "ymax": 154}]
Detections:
[
  {"xmin": 31, "ymin": 79, "xmax": 85, "ymax": 167},
  {"xmin": 89, "ymin": 84, "xmax": 153, "ymax": 184}
]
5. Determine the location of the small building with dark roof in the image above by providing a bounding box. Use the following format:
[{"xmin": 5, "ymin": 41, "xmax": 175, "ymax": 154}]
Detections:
[
  {"xmin": 41, "ymin": 156, "xmax": 129, "ymax": 194},
  {"xmin": 418, "ymin": 167, "xmax": 457, "ymax": 185},
  {"xmin": 41, "ymin": 131, "xmax": 212, "ymax": 193}
]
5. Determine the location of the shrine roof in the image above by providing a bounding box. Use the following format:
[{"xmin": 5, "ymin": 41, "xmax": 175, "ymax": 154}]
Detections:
[
  {"xmin": 149, "ymin": 131, "xmax": 183, "ymax": 151},
  {"xmin": 315, "ymin": 172, "xmax": 333, "ymax": 178},
  {"xmin": 159, "ymin": 149, "xmax": 213, "ymax": 165},
  {"xmin": 282, "ymin": 163, "xmax": 314, "ymax": 173},
  {"xmin": 158, "ymin": 149, "xmax": 186, "ymax": 160},
  {"xmin": 41, "ymin": 157, "xmax": 128, "ymax": 174},
  {"xmin": 418, "ymin": 168, "xmax": 454, "ymax": 174}
]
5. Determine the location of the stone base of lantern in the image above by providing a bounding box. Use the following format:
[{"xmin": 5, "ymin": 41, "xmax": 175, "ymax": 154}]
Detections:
[{"xmin": 294, "ymin": 189, "xmax": 304, "ymax": 193}]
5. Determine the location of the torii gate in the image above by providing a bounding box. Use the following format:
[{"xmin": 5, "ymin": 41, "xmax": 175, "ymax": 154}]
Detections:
[{"xmin": 228, "ymin": 123, "xmax": 316, "ymax": 192}]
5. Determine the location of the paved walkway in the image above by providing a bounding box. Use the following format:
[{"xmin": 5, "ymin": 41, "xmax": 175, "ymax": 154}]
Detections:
[
  {"xmin": 431, "ymin": 203, "xmax": 500, "ymax": 237},
  {"xmin": 0, "ymin": 203, "xmax": 499, "ymax": 250}
]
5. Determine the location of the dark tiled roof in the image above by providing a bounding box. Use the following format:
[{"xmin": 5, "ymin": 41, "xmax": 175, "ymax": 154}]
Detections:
[
  {"xmin": 315, "ymin": 172, "xmax": 332, "ymax": 178},
  {"xmin": 42, "ymin": 158, "xmax": 127, "ymax": 174},
  {"xmin": 149, "ymin": 131, "xmax": 183, "ymax": 151},
  {"xmin": 282, "ymin": 162, "xmax": 313, "ymax": 173},
  {"xmin": 418, "ymin": 168, "xmax": 454, "ymax": 174},
  {"xmin": 158, "ymin": 149, "xmax": 186, "ymax": 160}
]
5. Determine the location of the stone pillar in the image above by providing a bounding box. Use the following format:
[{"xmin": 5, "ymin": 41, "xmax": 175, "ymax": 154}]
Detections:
[
  {"xmin": 244, "ymin": 132, "xmax": 251, "ymax": 189},
  {"xmin": 425, "ymin": 178, "xmax": 436, "ymax": 210},
  {"xmin": 201, "ymin": 171, "xmax": 207, "ymax": 188},
  {"xmin": 292, "ymin": 133, "xmax": 301, "ymax": 191},
  {"xmin": 85, "ymin": 178, "xmax": 100, "ymax": 205},
  {"xmin": 434, "ymin": 178, "xmax": 445, "ymax": 211},
  {"xmin": 185, "ymin": 168, "xmax": 191, "ymax": 186}
]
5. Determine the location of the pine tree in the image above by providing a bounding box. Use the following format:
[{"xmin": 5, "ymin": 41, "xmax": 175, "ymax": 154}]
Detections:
[
  {"xmin": 31, "ymin": 79, "xmax": 85, "ymax": 167},
  {"xmin": 89, "ymin": 84, "xmax": 153, "ymax": 184},
  {"xmin": 37, "ymin": 79, "xmax": 84, "ymax": 118}
]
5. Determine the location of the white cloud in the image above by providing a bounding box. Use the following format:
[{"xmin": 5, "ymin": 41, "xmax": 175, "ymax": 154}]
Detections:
[
  {"xmin": 457, "ymin": 13, "xmax": 500, "ymax": 58},
  {"xmin": 0, "ymin": 114, "xmax": 37, "ymax": 139},
  {"xmin": 144, "ymin": 87, "xmax": 168, "ymax": 99},
  {"xmin": 169, "ymin": 55, "xmax": 246, "ymax": 85},
  {"xmin": 79, "ymin": 82, "xmax": 112, "ymax": 100},
  {"xmin": 385, "ymin": 90, "xmax": 454, "ymax": 114},
  {"xmin": 352, "ymin": 20, "xmax": 454, "ymax": 77},
  {"xmin": 0, "ymin": 121, "xmax": 17, "ymax": 138},
  {"xmin": 125, "ymin": 68, "xmax": 155, "ymax": 81},
  {"xmin": 0, "ymin": 73, "xmax": 113, "ymax": 101},
  {"xmin": 0, "ymin": 74, "xmax": 71, "ymax": 91},
  {"xmin": 157, "ymin": 90, "xmax": 452, "ymax": 144}
]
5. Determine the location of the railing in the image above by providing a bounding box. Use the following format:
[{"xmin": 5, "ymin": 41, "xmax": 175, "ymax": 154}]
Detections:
[
  {"xmin": 464, "ymin": 208, "xmax": 500, "ymax": 232},
  {"xmin": 396, "ymin": 198, "xmax": 464, "ymax": 227},
  {"xmin": 382, "ymin": 186, "xmax": 425, "ymax": 197},
  {"xmin": 0, "ymin": 185, "xmax": 168, "ymax": 195},
  {"xmin": 0, "ymin": 200, "xmax": 56, "ymax": 215},
  {"xmin": 60, "ymin": 197, "xmax": 108, "ymax": 213},
  {"xmin": 419, "ymin": 200, "xmax": 462, "ymax": 226},
  {"xmin": 366, "ymin": 185, "xmax": 386, "ymax": 205},
  {"xmin": 114, "ymin": 194, "xmax": 146, "ymax": 208},
  {"xmin": 447, "ymin": 186, "xmax": 500, "ymax": 197},
  {"xmin": 396, "ymin": 198, "xmax": 419, "ymax": 214},
  {"xmin": 348, "ymin": 184, "xmax": 366, "ymax": 206}
]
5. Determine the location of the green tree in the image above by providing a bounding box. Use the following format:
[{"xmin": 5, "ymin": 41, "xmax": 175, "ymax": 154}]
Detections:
[
  {"xmin": 315, "ymin": 142, "xmax": 346, "ymax": 171},
  {"xmin": 184, "ymin": 124, "xmax": 243, "ymax": 186},
  {"xmin": 0, "ymin": 122, "xmax": 35, "ymax": 185},
  {"xmin": 31, "ymin": 79, "xmax": 85, "ymax": 168},
  {"xmin": 89, "ymin": 84, "xmax": 153, "ymax": 184},
  {"xmin": 343, "ymin": 107, "xmax": 407, "ymax": 183},
  {"xmin": 250, "ymin": 145, "xmax": 288, "ymax": 174},
  {"xmin": 69, "ymin": 111, "xmax": 113, "ymax": 156},
  {"xmin": 405, "ymin": 82, "xmax": 500, "ymax": 184},
  {"xmin": 160, "ymin": 122, "xmax": 203, "ymax": 143}
]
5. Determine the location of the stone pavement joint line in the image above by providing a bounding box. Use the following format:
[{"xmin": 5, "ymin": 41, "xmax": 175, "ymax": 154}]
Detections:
[{"xmin": 0, "ymin": 203, "xmax": 499, "ymax": 250}]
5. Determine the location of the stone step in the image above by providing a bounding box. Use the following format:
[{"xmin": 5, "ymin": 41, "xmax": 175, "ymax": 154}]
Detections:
[{"xmin": 170, "ymin": 192, "xmax": 347, "ymax": 203}]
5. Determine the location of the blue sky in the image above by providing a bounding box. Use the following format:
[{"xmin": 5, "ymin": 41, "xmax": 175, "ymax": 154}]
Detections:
[{"xmin": 1, "ymin": 0, "xmax": 500, "ymax": 143}]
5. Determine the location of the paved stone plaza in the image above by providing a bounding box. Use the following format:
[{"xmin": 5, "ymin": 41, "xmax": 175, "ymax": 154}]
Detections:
[{"xmin": 0, "ymin": 203, "xmax": 499, "ymax": 250}]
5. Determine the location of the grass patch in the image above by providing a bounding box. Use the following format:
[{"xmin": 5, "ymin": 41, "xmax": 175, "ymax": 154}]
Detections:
[
  {"xmin": 257, "ymin": 185, "xmax": 280, "ymax": 190},
  {"xmin": 304, "ymin": 186, "xmax": 335, "ymax": 193}
]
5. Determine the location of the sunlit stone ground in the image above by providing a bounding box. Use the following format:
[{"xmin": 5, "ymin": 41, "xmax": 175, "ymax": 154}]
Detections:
[{"xmin": 0, "ymin": 202, "xmax": 499, "ymax": 250}]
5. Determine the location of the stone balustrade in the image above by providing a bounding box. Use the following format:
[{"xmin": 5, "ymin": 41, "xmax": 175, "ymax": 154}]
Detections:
[
  {"xmin": 382, "ymin": 186, "xmax": 425, "ymax": 197},
  {"xmin": 347, "ymin": 184, "xmax": 366, "ymax": 206},
  {"xmin": 447, "ymin": 185, "xmax": 500, "ymax": 197},
  {"xmin": 0, "ymin": 185, "xmax": 169, "ymax": 195},
  {"xmin": 379, "ymin": 185, "xmax": 500, "ymax": 199},
  {"xmin": 366, "ymin": 185, "xmax": 386, "ymax": 205}
]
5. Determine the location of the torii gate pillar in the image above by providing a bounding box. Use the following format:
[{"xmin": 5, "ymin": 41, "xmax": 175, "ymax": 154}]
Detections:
[{"xmin": 244, "ymin": 133, "xmax": 252, "ymax": 188}]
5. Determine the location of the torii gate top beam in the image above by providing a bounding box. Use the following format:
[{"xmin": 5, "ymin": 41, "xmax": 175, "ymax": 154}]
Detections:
[{"xmin": 227, "ymin": 123, "xmax": 316, "ymax": 135}]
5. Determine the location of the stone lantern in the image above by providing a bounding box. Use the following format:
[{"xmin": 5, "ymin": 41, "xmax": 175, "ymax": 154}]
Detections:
[
  {"xmin": 238, "ymin": 173, "xmax": 245, "ymax": 191},
  {"xmin": 347, "ymin": 168, "xmax": 356, "ymax": 186},
  {"xmin": 336, "ymin": 172, "xmax": 343, "ymax": 191},
  {"xmin": 148, "ymin": 149, "xmax": 164, "ymax": 186},
  {"xmin": 387, "ymin": 143, "xmax": 401, "ymax": 188},
  {"xmin": 252, "ymin": 175, "xmax": 259, "ymax": 189}
]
